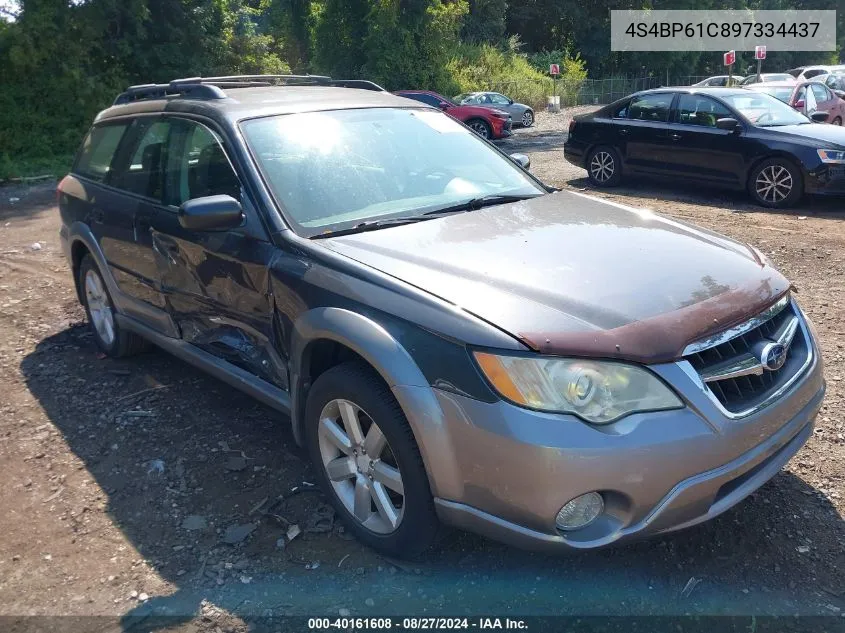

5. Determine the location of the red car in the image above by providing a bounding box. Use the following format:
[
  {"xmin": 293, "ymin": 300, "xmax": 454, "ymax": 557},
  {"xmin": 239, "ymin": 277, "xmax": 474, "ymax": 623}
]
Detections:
[
  {"xmin": 394, "ymin": 90, "xmax": 513, "ymax": 139},
  {"xmin": 748, "ymin": 81, "xmax": 845, "ymax": 125}
]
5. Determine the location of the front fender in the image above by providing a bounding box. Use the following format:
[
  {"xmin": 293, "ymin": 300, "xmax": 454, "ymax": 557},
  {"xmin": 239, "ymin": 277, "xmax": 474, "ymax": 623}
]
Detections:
[{"xmin": 290, "ymin": 307, "xmax": 462, "ymax": 499}]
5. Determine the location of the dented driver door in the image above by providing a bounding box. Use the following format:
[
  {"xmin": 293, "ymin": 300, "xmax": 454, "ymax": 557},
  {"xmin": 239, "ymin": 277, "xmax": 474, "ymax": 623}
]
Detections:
[{"xmin": 149, "ymin": 117, "xmax": 289, "ymax": 390}]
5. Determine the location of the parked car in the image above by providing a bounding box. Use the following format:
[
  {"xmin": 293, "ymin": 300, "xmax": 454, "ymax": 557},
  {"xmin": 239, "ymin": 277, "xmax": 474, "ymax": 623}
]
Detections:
[
  {"xmin": 564, "ymin": 87, "xmax": 845, "ymax": 207},
  {"xmin": 692, "ymin": 75, "xmax": 744, "ymax": 87},
  {"xmin": 738, "ymin": 73, "xmax": 795, "ymax": 85},
  {"xmin": 787, "ymin": 65, "xmax": 845, "ymax": 81},
  {"xmin": 60, "ymin": 75, "xmax": 824, "ymax": 557},
  {"xmin": 454, "ymin": 91, "xmax": 535, "ymax": 127},
  {"xmin": 747, "ymin": 81, "xmax": 845, "ymax": 125},
  {"xmin": 816, "ymin": 72, "xmax": 845, "ymax": 98},
  {"xmin": 394, "ymin": 89, "xmax": 512, "ymax": 139}
]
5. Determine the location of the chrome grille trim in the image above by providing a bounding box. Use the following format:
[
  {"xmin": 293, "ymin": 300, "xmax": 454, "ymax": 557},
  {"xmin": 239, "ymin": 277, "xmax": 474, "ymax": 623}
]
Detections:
[
  {"xmin": 682, "ymin": 293, "xmax": 791, "ymax": 356},
  {"xmin": 679, "ymin": 299, "xmax": 813, "ymax": 419}
]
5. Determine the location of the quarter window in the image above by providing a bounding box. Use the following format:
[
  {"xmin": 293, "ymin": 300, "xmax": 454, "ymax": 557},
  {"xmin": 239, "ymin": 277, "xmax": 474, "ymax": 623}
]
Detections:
[
  {"xmin": 676, "ymin": 95, "xmax": 732, "ymax": 127},
  {"xmin": 627, "ymin": 94, "xmax": 673, "ymax": 122},
  {"xmin": 74, "ymin": 124, "xmax": 128, "ymax": 183}
]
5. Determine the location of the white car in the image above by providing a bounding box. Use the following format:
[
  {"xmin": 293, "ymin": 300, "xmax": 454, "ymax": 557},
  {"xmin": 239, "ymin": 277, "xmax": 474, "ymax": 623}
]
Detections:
[{"xmin": 787, "ymin": 65, "xmax": 845, "ymax": 81}]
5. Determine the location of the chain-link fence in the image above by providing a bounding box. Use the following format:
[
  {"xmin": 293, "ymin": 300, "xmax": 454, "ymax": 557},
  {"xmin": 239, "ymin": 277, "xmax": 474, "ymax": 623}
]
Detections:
[{"xmin": 478, "ymin": 75, "xmax": 713, "ymax": 110}]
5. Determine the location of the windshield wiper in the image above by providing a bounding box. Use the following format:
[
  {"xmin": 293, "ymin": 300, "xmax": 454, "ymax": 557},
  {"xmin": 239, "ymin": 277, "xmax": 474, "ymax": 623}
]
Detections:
[
  {"xmin": 422, "ymin": 193, "xmax": 541, "ymax": 217},
  {"xmin": 312, "ymin": 216, "xmax": 430, "ymax": 239}
]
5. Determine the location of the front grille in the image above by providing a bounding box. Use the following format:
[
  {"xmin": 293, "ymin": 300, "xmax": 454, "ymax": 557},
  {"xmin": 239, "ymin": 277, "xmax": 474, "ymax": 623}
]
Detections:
[{"xmin": 684, "ymin": 299, "xmax": 810, "ymax": 416}]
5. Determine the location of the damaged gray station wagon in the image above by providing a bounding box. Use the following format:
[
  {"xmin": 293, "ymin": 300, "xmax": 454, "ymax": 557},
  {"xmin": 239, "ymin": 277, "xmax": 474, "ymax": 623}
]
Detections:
[{"xmin": 59, "ymin": 75, "xmax": 825, "ymax": 557}]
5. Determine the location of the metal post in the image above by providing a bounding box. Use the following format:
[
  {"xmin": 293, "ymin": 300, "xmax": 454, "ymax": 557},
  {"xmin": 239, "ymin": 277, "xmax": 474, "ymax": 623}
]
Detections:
[{"xmin": 756, "ymin": 58, "xmax": 762, "ymax": 83}]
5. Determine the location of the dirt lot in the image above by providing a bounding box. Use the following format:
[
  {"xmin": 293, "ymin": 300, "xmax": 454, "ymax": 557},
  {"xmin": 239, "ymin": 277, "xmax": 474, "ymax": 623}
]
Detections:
[{"xmin": 0, "ymin": 110, "xmax": 843, "ymax": 630}]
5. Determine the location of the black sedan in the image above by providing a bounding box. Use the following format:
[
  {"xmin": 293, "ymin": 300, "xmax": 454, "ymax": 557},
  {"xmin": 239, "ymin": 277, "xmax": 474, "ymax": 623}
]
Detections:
[{"xmin": 564, "ymin": 87, "xmax": 845, "ymax": 208}]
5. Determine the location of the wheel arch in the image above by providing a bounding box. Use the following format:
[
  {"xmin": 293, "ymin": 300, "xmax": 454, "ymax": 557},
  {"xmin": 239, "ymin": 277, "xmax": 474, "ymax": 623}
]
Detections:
[
  {"xmin": 745, "ymin": 151, "xmax": 807, "ymax": 187},
  {"xmin": 290, "ymin": 307, "xmax": 461, "ymax": 498}
]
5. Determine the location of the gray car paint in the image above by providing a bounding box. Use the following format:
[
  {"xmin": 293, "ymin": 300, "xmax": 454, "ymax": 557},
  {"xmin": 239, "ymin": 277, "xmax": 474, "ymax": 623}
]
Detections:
[
  {"xmin": 458, "ymin": 92, "xmax": 533, "ymax": 124},
  {"xmin": 318, "ymin": 189, "xmax": 787, "ymax": 359}
]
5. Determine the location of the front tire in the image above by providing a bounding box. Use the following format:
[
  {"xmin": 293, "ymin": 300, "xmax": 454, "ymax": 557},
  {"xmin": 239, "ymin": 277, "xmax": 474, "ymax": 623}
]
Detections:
[
  {"xmin": 586, "ymin": 146, "xmax": 622, "ymax": 187},
  {"xmin": 467, "ymin": 118, "xmax": 491, "ymax": 139},
  {"xmin": 79, "ymin": 255, "xmax": 149, "ymax": 357},
  {"xmin": 748, "ymin": 158, "xmax": 803, "ymax": 208},
  {"xmin": 305, "ymin": 362, "xmax": 440, "ymax": 558}
]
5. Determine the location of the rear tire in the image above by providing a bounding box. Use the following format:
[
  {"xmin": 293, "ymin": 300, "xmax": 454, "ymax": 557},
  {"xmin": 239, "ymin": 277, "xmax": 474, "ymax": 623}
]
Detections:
[
  {"xmin": 586, "ymin": 146, "xmax": 622, "ymax": 187},
  {"xmin": 832, "ymin": 117, "xmax": 842, "ymax": 126},
  {"xmin": 79, "ymin": 255, "xmax": 149, "ymax": 357},
  {"xmin": 305, "ymin": 362, "xmax": 440, "ymax": 559},
  {"xmin": 521, "ymin": 110, "xmax": 534, "ymax": 127},
  {"xmin": 748, "ymin": 157, "xmax": 803, "ymax": 208},
  {"xmin": 467, "ymin": 118, "xmax": 492, "ymax": 139}
]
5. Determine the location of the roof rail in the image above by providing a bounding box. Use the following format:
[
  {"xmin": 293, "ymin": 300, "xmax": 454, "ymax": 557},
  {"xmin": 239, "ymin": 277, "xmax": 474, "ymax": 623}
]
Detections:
[{"xmin": 113, "ymin": 74, "xmax": 385, "ymax": 105}]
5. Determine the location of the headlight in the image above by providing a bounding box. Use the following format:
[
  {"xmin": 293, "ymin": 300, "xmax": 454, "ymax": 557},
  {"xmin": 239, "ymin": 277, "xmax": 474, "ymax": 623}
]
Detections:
[
  {"xmin": 817, "ymin": 149, "xmax": 845, "ymax": 163},
  {"xmin": 474, "ymin": 352, "xmax": 683, "ymax": 424}
]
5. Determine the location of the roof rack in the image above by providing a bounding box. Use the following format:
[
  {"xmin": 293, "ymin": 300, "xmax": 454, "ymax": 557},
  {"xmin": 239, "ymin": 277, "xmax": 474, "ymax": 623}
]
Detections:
[{"xmin": 113, "ymin": 74, "xmax": 385, "ymax": 105}]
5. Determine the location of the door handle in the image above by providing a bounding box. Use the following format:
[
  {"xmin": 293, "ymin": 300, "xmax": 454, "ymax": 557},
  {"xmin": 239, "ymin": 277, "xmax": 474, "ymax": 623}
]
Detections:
[
  {"xmin": 619, "ymin": 128, "xmax": 630, "ymax": 135},
  {"xmin": 671, "ymin": 133, "xmax": 682, "ymax": 140}
]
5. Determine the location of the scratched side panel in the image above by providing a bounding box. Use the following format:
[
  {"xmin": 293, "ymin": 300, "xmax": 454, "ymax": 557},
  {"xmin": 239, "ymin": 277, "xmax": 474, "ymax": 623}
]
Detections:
[{"xmin": 152, "ymin": 227, "xmax": 288, "ymax": 389}]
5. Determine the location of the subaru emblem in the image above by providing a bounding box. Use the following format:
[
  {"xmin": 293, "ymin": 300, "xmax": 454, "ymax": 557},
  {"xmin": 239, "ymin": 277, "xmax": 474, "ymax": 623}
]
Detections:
[{"xmin": 759, "ymin": 342, "xmax": 788, "ymax": 371}]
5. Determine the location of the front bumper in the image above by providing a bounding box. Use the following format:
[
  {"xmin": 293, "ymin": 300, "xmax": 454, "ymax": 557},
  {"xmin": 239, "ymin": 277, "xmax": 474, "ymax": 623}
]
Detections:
[
  {"xmin": 394, "ymin": 340, "xmax": 824, "ymax": 551},
  {"xmin": 805, "ymin": 164, "xmax": 845, "ymax": 195}
]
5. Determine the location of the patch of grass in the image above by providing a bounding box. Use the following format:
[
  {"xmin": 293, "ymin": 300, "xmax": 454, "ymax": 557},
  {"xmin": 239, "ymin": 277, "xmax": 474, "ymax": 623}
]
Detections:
[{"xmin": 0, "ymin": 154, "xmax": 73, "ymax": 183}]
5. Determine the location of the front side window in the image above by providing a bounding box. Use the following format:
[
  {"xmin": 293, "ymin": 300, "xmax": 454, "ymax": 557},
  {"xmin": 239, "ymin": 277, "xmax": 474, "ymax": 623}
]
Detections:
[
  {"xmin": 490, "ymin": 94, "xmax": 511, "ymax": 105},
  {"xmin": 676, "ymin": 95, "xmax": 732, "ymax": 127},
  {"xmin": 811, "ymin": 83, "xmax": 830, "ymax": 102},
  {"xmin": 627, "ymin": 94, "xmax": 673, "ymax": 122},
  {"xmin": 241, "ymin": 108, "xmax": 544, "ymax": 236},
  {"xmin": 74, "ymin": 123, "xmax": 129, "ymax": 183},
  {"xmin": 164, "ymin": 120, "xmax": 241, "ymax": 206}
]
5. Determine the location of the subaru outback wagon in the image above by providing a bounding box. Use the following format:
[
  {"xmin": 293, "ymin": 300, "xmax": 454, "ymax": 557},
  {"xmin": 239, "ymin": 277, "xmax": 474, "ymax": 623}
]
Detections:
[{"xmin": 59, "ymin": 74, "xmax": 825, "ymax": 557}]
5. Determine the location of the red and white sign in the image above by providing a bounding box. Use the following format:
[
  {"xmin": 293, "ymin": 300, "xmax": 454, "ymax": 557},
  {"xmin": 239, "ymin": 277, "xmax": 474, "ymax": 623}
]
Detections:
[
  {"xmin": 549, "ymin": 63, "xmax": 560, "ymax": 75},
  {"xmin": 724, "ymin": 50, "xmax": 736, "ymax": 66},
  {"xmin": 755, "ymin": 45, "xmax": 767, "ymax": 60}
]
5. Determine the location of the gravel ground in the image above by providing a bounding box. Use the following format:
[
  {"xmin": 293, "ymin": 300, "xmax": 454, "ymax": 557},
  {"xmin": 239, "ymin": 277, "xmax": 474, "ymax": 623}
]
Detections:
[{"xmin": 0, "ymin": 110, "xmax": 843, "ymax": 631}]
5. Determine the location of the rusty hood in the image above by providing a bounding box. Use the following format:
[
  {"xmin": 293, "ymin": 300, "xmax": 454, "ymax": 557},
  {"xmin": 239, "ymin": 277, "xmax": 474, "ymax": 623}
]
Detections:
[{"xmin": 319, "ymin": 190, "xmax": 790, "ymax": 363}]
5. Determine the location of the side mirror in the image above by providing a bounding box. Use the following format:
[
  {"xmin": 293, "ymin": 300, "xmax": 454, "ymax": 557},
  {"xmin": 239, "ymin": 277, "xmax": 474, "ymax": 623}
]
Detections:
[
  {"xmin": 508, "ymin": 98, "xmax": 514, "ymax": 105},
  {"xmin": 438, "ymin": 102, "xmax": 450, "ymax": 110},
  {"xmin": 715, "ymin": 117, "xmax": 741, "ymax": 132},
  {"xmin": 834, "ymin": 89, "xmax": 845, "ymax": 99},
  {"xmin": 811, "ymin": 111, "xmax": 830, "ymax": 123},
  {"xmin": 510, "ymin": 153, "xmax": 531, "ymax": 169},
  {"xmin": 794, "ymin": 99, "xmax": 805, "ymax": 110},
  {"xmin": 178, "ymin": 195, "xmax": 243, "ymax": 231}
]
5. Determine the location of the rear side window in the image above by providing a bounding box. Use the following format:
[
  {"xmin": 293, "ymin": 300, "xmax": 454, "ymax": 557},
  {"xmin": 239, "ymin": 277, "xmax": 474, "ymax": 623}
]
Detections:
[
  {"xmin": 811, "ymin": 83, "xmax": 830, "ymax": 102},
  {"xmin": 627, "ymin": 94, "xmax": 673, "ymax": 122},
  {"xmin": 113, "ymin": 120, "xmax": 170, "ymax": 201},
  {"xmin": 402, "ymin": 93, "xmax": 443, "ymax": 107},
  {"xmin": 74, "ymin": 124, "xmax": 128, "ymax": 183}
]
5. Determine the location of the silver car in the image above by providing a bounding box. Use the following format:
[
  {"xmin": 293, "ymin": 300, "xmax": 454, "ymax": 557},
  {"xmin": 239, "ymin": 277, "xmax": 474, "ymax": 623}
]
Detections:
[{"xmin": 455, "ymin": 91, "xmax": 535, "ymax": 127}]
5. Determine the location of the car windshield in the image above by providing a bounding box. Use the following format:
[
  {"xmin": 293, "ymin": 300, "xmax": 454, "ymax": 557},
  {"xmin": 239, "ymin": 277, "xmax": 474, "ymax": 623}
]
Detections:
[
  {"xmin": 722, "ymin": 92, "xmax": 810, "ymax": 126},
  {"xmin": 241, "ymin": 108, "xmax": 544, "ymax": 236},
  {"xmin": 748, "ymin": 85, "xmax": 795, "ymax": 103}
]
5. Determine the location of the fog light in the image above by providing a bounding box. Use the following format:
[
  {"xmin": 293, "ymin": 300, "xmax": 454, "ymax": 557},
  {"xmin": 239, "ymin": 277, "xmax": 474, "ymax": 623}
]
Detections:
[{"xmin": 555, "ymin": 492, "xmax": 604, "ymax": 531}]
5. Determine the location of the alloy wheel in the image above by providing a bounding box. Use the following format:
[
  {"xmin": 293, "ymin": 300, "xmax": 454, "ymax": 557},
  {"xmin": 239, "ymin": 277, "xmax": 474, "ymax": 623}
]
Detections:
[
  {"xmin": 84, "ymin": 269, "xmax": 115, "ymax": 346},
  {"xmin": 469, "ymin": 121, "xmax": 490, "ymax": 138},
  {"xmin": 522, "ymin": 111, "xmax": 534, "ymax": 127},
  {"xmin": 755, "ymin": 164, "xmax": 793, "ymax": 204},
  {"xmin": 317, "ymin": 398, "xmax": 404, "ymax": 534},
  {"xmin": 590, "ymin": 151, "xmax": 615, "ymax": 183}
]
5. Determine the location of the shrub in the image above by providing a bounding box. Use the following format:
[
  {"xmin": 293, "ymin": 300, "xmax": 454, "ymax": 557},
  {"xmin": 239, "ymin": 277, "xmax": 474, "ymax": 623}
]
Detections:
[{"xmin": 446, "ymin": 44, "xmax": 586, "ymax": 109}]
